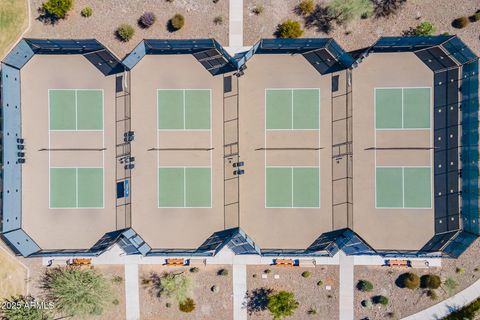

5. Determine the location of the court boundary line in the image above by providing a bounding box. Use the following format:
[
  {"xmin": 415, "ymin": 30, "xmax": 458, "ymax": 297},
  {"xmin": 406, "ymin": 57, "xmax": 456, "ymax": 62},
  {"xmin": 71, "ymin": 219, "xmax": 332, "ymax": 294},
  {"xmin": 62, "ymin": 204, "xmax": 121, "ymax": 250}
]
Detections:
[{"xmin": 156, "ymin": 88, "xmax": 213, "ymax": 209}]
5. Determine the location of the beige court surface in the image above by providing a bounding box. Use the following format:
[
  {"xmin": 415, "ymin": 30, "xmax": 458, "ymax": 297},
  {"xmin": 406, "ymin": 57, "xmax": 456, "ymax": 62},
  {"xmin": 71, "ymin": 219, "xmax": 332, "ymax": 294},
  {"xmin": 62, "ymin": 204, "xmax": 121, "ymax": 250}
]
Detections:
[{"xmin": 17, "ymin": 50, "xmax": 438, "ymax": 252}]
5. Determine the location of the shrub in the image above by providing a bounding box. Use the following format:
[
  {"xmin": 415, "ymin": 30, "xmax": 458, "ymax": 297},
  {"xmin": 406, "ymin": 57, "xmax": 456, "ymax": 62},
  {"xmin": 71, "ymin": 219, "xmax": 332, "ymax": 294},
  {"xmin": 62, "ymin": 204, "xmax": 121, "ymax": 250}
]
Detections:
[
  {"xmin": 456, "ymin": 267, "xmax": 465, "ymax": 274},
  {"xmin": 276, "ymin": 20, "xmax": 304, "ymax": 38},
  {"xmin": 211, "ymin": 285, "xmax": 219, "ymax": 293},
  {"xmin": 373, "ymin": 0, "xmax": 406, "ymax": 18},
  {"xmin": 399, "ymin": 272, "xmax": 420, "ymax": 289},
  {"xmin": 189, "ymin": 267, "xmax": 200, "ymax": 273},
  {"xmin": 81, "ymin": 6, "xmax": 92, "ymax": 17},
  {"xmin": 472, "ymin": 11, "xmax": 480, "ymax": 22},
  {"xmin": 112, "ymin": 298, "xmax": 119, "ymax": 305},
  {"xmin": 41, "ymin": 0, "xmax": 73, "ymax": 19},
  {"xmin": 218, "ymin": 268, "xmax": 229, "ymax": 276},
  {"xmin": 316, "ymin": 280, "xmax": 323, "ymax": 286},
  {"xmin": 213, "ymin": 15, "xmax": 224, "ymax": 25},
  {"xmin": 116, "ymin": 24, "xmax": 135, "ymax": 42},
  {"xmin": 296, "ymin": 0, "xmax": 315, "ymax": 16},
  {"xmin": 178, "ymin": 298, "xmax": 195, "ymax": 313},
  {"xmin": 213, "ymin": 0, "xmax": 220, "ymax": 3},
  {"xmin": 414, "ymin": 21, "xmax": 436, "ymax": 36},
  {"xmin": 42, "ymin": 267, "xmax": 113, "ymax": 317},
  {"xmin": 252, "ymin": 4, "xmax": 264, "ymax": 15},
  {"xmin": 139, "ymin": 11, "xmax": 156, "ymax": 28},
  {"xmin": 327, "ymin": 0, "xmax": 374, "ymax": 25},
  {"xmin": 361, "ymin": 299, "xmax": 371, "ymax": 308},
  {"xmin": 444, "ymin": 277, "xmax": 458, "ymax": 295},
  {"xmin": 452, "ymin": 16, "xmax": 469, "ymax": 29},
  {"xmin": 427, "ymin": 289, "xmax": 438, "ymax": 301},
  {"xmin": 301, "ymin": 271, "xmax": 311, "ymax": 278},
  {"xmin": 252, "ymin": 274, "xmax": 258, "ymax": 278},
  {"xmin": 155, "ymin": 272, "xmax": 192, "ymax": 303},
  {"xmin": 111, "ymin": 275, "xmax": 123, "ymax": 284},
  {"xmin": 166, "ymin": 0, "xmax": 174, "ymax": 2},
  {"xmin": 170, "ymin": 14, "xmax": 185, "ymax": 30},
  {"xmin": 356, "ymin": 280, "xmax": 373, "ymax": 292},
  {"xmin": 264, "ymin": 269, "xmax": 272, "ymax": 274},
  {"xmin": 307, "ymin": 306, "xmax": 318, "ymax": 315},
  {"xmin": 166, "ymin": 302, "xmax": 172, "ymax": 308},
  {"xmin": 267, "ymin": 291, "xmax": 299, "ymax": 319},
  {"xmin": 0, "ymin": 295, "xmax": 51, "ymax": 320},
  {"xmin": 372, "ymin": 295, "xmax": 389, "ymax": 306},
  {"xmin": 421, "ymin": 274, "xmax": 441, "ymax": 289}
]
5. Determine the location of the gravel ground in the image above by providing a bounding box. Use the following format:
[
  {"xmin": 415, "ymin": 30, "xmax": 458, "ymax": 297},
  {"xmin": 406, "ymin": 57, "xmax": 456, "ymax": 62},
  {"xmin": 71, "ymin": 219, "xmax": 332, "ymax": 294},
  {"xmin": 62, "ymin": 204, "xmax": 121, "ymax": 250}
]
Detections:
[
  {"xmin": 247, "ymin": 265, "xmax": 339, "ymax": 320},
  {"xmin": 355, "ymin": 237, "xmax": 480, "ymax": 320},
  {"xmin": 139, "ymin": 264, "xmax": 233, "ymax": 320},
  {"xmin": 244, "ymin": 0, "xmax": 480, "ymax": 55},
  {"xmin": 27, "ymin": 0, "xmax": 229, "ymax": 59}
]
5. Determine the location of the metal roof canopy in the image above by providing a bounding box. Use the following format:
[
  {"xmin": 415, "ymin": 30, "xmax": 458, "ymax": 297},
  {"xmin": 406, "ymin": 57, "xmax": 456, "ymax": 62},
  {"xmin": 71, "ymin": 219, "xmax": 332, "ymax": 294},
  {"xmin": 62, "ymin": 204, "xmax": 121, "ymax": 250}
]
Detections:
[{"xmin": 122, "ymin": 39, "xmax": 237, "ymax": 75}]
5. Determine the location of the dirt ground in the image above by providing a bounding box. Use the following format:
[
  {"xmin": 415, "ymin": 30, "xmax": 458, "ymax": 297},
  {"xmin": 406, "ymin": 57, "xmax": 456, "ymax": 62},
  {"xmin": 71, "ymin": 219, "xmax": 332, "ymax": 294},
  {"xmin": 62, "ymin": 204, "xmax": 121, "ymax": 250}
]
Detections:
[
  {"xmin": 244, "ymin": 0, "xmax": 480, "ymax": 55},
  {"xmin": 139, "ymin": 264, "xmax": 233, "ymax": 320},
  {"xmin": 355, "ymin": 237, "xmax": 480, "ymax": 320},
  {"xmin": 0, "ymin": 246, "xmax": 28, "ymax": 299},
  {"xmin": 26, "ymin": 0, "xmax": 229, "ymax": 59},
  {"xmin": 246, "ymin": 265, "xmax": 339, "ymax": 320}
]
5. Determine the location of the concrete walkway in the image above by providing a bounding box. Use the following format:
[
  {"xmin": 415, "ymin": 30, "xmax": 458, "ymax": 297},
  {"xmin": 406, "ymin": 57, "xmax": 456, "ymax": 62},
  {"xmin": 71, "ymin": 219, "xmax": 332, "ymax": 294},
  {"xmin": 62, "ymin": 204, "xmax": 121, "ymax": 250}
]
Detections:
[
  {"xmin": 229, "ymin": 0, "xmax": 243, "ymax": 47},
  {"xmin": 233, "ymin": 264, "xmax": 247, "ymax": 320},
  {"xmin": 403, "ymin": 278, "xmax": 480, "ymax": 320},
  {"xmin": 339, "ymin": 251, "xmax": 354, "ymax": 320},
  {"xmin": 124, "ymin": 263, "xmax": 140, "ymax": 320}
]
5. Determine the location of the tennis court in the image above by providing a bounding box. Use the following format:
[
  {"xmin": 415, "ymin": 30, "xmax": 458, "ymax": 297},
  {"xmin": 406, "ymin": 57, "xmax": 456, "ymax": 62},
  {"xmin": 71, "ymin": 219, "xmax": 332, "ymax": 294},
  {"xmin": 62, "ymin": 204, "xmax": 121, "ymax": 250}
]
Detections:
[
  {"xmin": 158, "ymin": 167, "xmax": 211, "ymax": 208},
  {"xmin": 265, "ymin": 167, "xmax": 320, "ymax": 208},
  {"xmin": 157, "ymin": 89, "xmax": 211, "ymax": 130},
  {"xmin": 376, "ymin": 166, "xmax": 432, "ymax": 208},
  {"xmin": 375, "ymin": 87, "xmax": 431, "ymax": 129},
  {"xmin": 49, "ymin": 89, "xmax": 103, "ymax": 130},
  {"xmin": 266, "ymin": 89, "xmax": 319, "ymax": 129},
  {"xmin": 50, "ymin": 167, "xmax": 104, "ymax": 208}
]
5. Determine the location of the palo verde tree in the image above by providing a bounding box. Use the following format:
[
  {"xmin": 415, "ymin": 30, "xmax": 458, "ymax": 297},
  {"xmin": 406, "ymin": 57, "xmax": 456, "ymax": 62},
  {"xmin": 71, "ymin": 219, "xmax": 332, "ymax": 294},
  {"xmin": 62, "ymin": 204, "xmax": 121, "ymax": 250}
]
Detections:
[
  {"xmin": 267, "ymin": 290, "xmax": 299, "ymax": 319},
  {"xmin": 327, "ymin": 0, "xmax": 374, "ymax": 25}
]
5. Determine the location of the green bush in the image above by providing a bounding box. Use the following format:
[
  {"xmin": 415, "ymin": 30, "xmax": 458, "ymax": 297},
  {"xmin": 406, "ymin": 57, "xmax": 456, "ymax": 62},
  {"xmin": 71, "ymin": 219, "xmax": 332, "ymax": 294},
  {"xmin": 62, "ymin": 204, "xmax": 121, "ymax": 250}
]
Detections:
[
  {"xmin": 307, "ymin": 306, "xmax": 318, "ymax": 315},
  {"xmin": 218, "ymin": 268, "xmax": 229, "ymax": 276},
  {"xmin": 399, "ymin": 272, "xmax": 420, "ymax": 289},
  {"xmin": 178, "ymin": 298, "xmax": 195, "ymax": 313},
  {"xmin": 361, "ymin": 299, "xmax": 371, "ymax": 308},
  {"xmin": 316, "ymin": 280, "xmax": 323, "ymax": 286},
  {"xmin": 327, "ymin": 0, "xmax": 374, "ymax": 25},
  {"xmin": 420, "ymin": 274, "xmax": 441, "ymax": 289},
  {"xmin": 426, "ymin": 289, "xmax": 438, "ymax": 301},
  {"xmin": 252, "ymin": 4, "xmax": 264, "ymax": 15},
  {"xmin": 264, "ymin": 269, "xmax": 272, "ymax": 274},
  {"xmin": 112, "ymin": 298, "xmax": 119, "ymax": 305},
  {"xmin": 372, "ymin": 295, "xmax": 389, "ymax": 306},
  {"xmin": 456, "ymin": 267, "xmax": 465, "ymax": 274},
  {"xmin": 452, "ymin": 16, "xmax": 469, "ymax": 29},
  {"xmin": 156, "ymin": 272, "xmax": 192, "ymax": 303},
  {"xmin": 301, "ymin": 271, "xmax": 311, "ymax": 278},
  {"xmin": 42, "ymin": 267, "xmax": 113, "ymax": 317},
  {"xmin": 111, "ymin": 275, "xmax": 123, "ymax": 284},
  {"xmin": 41, "ymin": 0, "xmax": 73, "ymax": 19},
  {"xmin": 267, "ymin": 291, "xmax": 299, "ymax": 319},
  {"xmin": 296, "ymin": 0, "xmax": 315, "ymax": 16},
  {"xmin": 211, "ymin": 285, "xmax": 219, "ymax": 293},
  {"xmin": 116, "ymin": 24, "xmax": 135, "ymax": 42},
  {"xmin": 414, "ymin": 21, "xmax": 436, "ymax": 36},
  {"xmin": 356, "ymin": 280, "xmax": 373, "ymax": 292},
  {"xmin": 170, "ymin": 14, "xmax": 185, "ymax": 30},
  {"xmin": 276, "ymin": 20, "xmax": 304, "ymax": 38},
  {"xmin": 165, "ymin": 302, "xmax": 172, "ymax": 308},
  {"xmin": 81, "ymin": 6, "xmax": 92, "ymax": 17},
  {"xmin": 472, "ymin": 11, "xmax": 480, "ymax": 22},
  {"xmin": 213, "ymin": 15, "xmax": 224, "ymax": 25},
  {"xmin": 444, "ymin": 277, "xmax": 458, "ymax": 295}
]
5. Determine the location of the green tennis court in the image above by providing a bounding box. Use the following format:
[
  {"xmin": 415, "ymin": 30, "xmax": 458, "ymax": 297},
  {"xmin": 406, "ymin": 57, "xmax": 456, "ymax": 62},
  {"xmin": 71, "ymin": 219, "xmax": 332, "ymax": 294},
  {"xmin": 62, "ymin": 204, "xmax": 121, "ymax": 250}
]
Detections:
[
  {"xmin": 157, "ymin": 89, "xmax": 211, "ymax": 130},
  {"xmin": 266, "ymin": 89, "xmax": 319, "ymax": 129},
  {"xmin": 49, "ymin": 89, "xmax": 103, "ymax": 130},
  {"xmin": 376, "ymin": 167, "xmax": 431, "ymax": 208},
  {"xmin": 375, "ymin": 87, "xmax": 430, "ymax": 129},
  {"xmin": 158, "ymin": 167, "xmax": 211, "ymax": 207},
  {"xmin": 50, "ymin": 167, "xmax": 103, "ymax": 208},
  {"xmin": 265, "ymin": 167, "xmax": 319, "ymax": 208}
]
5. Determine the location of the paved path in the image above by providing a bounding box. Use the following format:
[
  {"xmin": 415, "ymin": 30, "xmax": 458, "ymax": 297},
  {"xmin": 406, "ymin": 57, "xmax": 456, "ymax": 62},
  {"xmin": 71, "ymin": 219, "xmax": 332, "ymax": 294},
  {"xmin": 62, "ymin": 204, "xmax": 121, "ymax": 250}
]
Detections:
[
  {"xmin": 125, "ymin": 263, "xmax": 140, "ymax": 320},
  {"xmin": 403, "ymin": 278, "xmax": 480, "ymax": 320},
  {"xmin": 339, "ymin": 251, "xmax": 354, "ymax": 320},
  {"xmin": 233, "ymin": 263, "xmax": 247, "ymax": 320},
  {"xmin": 229, "ymin": 0, "xmax": 244, "ymax": 47}
]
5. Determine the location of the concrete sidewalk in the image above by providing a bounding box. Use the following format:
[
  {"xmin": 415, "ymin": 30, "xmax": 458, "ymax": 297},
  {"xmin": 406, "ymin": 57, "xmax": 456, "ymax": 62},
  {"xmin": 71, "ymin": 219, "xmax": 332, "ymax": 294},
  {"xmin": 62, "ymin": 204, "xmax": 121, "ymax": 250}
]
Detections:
[
  {"xmin": 339, "ymin": 251, "xmax": 354, "ymax": 320},
  {"xmin": 233, "ymin": 264, "xmax": 247, "ymax": 320},
  {"xmin": 125, "ymin": 263, "xmax": 140, "ymax": 320},
  {"xmin": 229, "ymin": 0, "xmax": 243, "ymax": 47}
]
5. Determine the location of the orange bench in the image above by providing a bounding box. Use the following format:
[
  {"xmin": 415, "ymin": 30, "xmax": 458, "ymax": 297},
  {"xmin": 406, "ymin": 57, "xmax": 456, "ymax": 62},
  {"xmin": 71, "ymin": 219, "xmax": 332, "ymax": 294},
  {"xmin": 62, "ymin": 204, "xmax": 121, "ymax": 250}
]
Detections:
[
  {"xmin": 385, "ymin": 259, "xmax": 411, "ymax": 268},
  {"xmin": 165, "ymin": 258, "xmax": 185, "ymax": 266},
  {"xmin": 274, "ymin": 259, "xmax": 294, "ymax": 267},
  {"xmin": 68, "ymin": 258, "xmax": 92, "ymax": 267}
]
